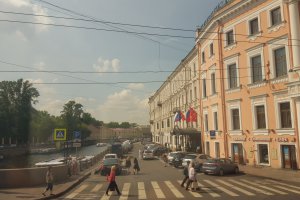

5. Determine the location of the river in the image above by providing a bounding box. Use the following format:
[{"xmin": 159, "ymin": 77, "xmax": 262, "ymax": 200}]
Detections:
[{"xmin": 0, "ymin": 145, "xmax": 109, "ymax": 169}]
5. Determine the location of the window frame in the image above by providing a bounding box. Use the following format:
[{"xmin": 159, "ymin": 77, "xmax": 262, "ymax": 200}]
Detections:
[
  {"xmin": 270, "ymin": 7, "xmax": 282, "ymax": 26},
  {"xmin": 226, "ymin": 29, "xmax": 235, "ymax": 46},
  {"xmin": 249, "ymin": 17, "xmax": 260, "ymax": 36},
  {"xmin": 274, "ymin": 47, "xmax": 287, "ymax": 78},
  {"xmin": 211, "ymin": 72, "xmax": 216, "ymax": 95}
]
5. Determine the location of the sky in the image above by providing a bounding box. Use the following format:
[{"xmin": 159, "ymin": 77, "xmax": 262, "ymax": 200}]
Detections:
[{"xmin": 0, "ymin": 0, "xmax": 223, "ymax": 125}]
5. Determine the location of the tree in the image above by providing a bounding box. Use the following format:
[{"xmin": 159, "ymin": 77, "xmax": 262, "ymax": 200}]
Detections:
[
  {"xmin": 60, "ymin": 100, "xmax": 83, "ymax": 140},
  {"xmin": 0, "ymin": 79, "xmax": 39, "ymax": 144}
]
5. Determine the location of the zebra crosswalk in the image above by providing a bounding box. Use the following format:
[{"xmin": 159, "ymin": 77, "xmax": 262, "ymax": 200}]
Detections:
[{"xmin": 63, "ymin": 178, "xmax": 300, "ymax": 199}]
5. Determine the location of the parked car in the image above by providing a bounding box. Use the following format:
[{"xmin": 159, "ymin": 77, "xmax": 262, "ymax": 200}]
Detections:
[
  {"xmin": 100, "ymin": 158, "xmax": 122, "ymax": 176},
  {"xmin": 202, "ymin": 158, "xmax": 239, "ymax": 176},
  {"xmin": 182, "ymin": 153, "xmax": 212, "ymax": 172},
  {"xmin": 103, "ymin": 153, "xmax": 118, "ymax": 160},
  {"xmin": 152, "ymin": 146, "xmax": 168, "ymax": 156},
  {"xmin": 143, "ymin": 149, "xmax": 155, "ymax": 160},
  {"xmin": 167, "ymin": 151, "xmax": 184, "ymax": 165},
  {"xmin": 172, "ymin": 152, "xmax": 188, "ymax": 168}
]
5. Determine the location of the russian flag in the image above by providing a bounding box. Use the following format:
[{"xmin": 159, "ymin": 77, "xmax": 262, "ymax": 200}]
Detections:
[{"xmin": 174, "ymin": 111, "xmax": 181, "ymax": 122}]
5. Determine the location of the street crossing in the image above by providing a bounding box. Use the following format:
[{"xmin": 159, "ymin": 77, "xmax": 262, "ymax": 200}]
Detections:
[{"xmin": 62, "ymin": 178, "xmax": 300, "ymax": 199}]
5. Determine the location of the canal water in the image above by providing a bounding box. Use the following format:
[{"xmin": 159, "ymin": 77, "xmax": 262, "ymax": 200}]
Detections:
[{"xmin": 0, "ymin": 145, "xmax": 108, "ymax": 169}]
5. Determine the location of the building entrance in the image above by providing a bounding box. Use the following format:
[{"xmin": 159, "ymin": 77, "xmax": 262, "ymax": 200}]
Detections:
[
  {"xmin": 232, "ymin": 143, "xmax": 244, "ymax": 164},
  {"xmin": 281, "ymin": 145, "xmax": 297, "ymax": 170}
]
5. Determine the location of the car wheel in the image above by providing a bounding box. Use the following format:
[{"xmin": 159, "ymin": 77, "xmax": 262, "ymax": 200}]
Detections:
[
  {"xmin": 219, "ymin": 169, "xmax": 224, "ymax": 176},
  {"xmin": 234, "ymin": 167, "xmax": 239, "ymax": 174}
]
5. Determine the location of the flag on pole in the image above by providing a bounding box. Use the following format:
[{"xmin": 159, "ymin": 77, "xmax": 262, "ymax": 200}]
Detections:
[
  {"xmin": 190, "ymin": 107, "xmax": 197, "ymax": 122},
  {"xmin": 174, "ymin": 111, "xmax": 181, "ymax": 122}
]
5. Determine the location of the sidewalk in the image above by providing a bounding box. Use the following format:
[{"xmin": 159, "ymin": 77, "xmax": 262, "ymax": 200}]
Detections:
[
  {"xmin": 0, "ymin": 162, "xmax": 99, "ymax": 200},
  {"xmin": 239, "ymin": 164, "xmax": 300, "ymax": 183}
]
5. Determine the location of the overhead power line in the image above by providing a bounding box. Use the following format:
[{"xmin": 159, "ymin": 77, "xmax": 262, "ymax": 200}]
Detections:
[{"xmin": 2, "ymin": 9, "xmax": 300, "ymax": 43}]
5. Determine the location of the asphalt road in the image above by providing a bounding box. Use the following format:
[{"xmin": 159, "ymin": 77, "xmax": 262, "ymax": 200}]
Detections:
[{"xmin": 59, "ymin": 143, "xmax": 300, "ymax": 200}]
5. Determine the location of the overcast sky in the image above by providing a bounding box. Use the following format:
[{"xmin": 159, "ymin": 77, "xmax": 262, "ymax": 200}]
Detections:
[{"xmin": 0, "ymin": 0, "xmax": 222, "ymax": 125}]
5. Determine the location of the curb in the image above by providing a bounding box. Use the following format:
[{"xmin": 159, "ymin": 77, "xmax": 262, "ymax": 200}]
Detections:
[{"xmin": 36, "ymin": 171, "xmax": 92, "ymax": 200}]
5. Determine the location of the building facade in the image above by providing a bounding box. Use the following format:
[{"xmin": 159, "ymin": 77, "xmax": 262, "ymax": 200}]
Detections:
[
  {"xmin": 196, "ymin": 0, "xmax": 300, "ymax": 169},
  {"xmin": 149, "ymin": 0, "xmax": 300, "ymax": 169},
  {"xmin": 149, "ymin": 47, "xmax": 201, "ymax": 152}
]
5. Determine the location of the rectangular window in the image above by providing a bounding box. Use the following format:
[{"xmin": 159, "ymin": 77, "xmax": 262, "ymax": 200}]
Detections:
[
  {"xmin": 203, "ymin": 78, "xmax": 207, "ymax": 98},
  {"xmin": 202, "ymin": 51, "xmax": 205, "ymax": 63},
  {"xmin": 167, "ymin": 119, "xmax": 170, "ymax": 127},
  {"xmin": 258, "ymin": 144, "xmax": 269, "ymax": 164},
  {"xmin": 226, "ymin": 30, "xmax": 234, "ymax": 46},
  {"xmin": 211, "ymin": 73, "xmax": 216, "ymax": 94},
  {"xmin": 162, "ymin": 121, "xmax": 164, "ymax": 128},
  {"xmin": 194, "ymin": 86, "xmax": 197, "ymax": 100},
  {"xmin": 206, "ymin": 141, "xmax": 210, "ymax": 155},
  {"xmin": 280, "ymin": 102, "xmax": 292, "ymax": 128},
  {"xmin": 157, "ymin": 123, "xmax": 159, "ymax": 130},
  {"xmin": 256, "ymin": 105, "xmax": 266, "ymax": 129},
  {"xmin": 190, "ymin": 89, "xmax": 192, "ymax": 103},
  {"xmin": 274, "ymin": 47, "xmax": 287, "ymax": 77},
  {"xmin": 249, "ymin": 18, "xmax": 259, "ymax": 35},
  {"xmin": 210, "ymin": 43, "xmax": 214, "ymax": 56},
  {"xmin": 213, "ymin": 111, "xmax": 218, "ymax": 130},
  {"xmin": 251, "ymin": 55, "xmax": 263, "ymax": 83},
  {"xmin": 193, "ymin": 63, "xmax": 196, "ymax": 77},
  {"xmin": 271, "ymin": 7, "xmax": 282, "ymax": 26},
  {"xmin": 205, "ymin": 114, "xmax": 209, "ymax": 131},
  {"xmin": 231, "ymin": 109, "xmax": 240, "ymax": 130},
  {"xmin": 228, "ymin": 63, "xmax": 238, "ymax": 88}
]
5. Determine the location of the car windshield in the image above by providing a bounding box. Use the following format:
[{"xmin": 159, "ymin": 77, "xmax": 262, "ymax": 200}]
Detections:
[
  {"xmin": 103, "ymin": 158, "xmax": 118, "ymax": 165},
  {"xmin": 104, "ymin": 155, "xmax": 116, "ymax": 159},
  {"xmin": 184, "ymin": 155, "xmax": 197, "ymax": 159}
]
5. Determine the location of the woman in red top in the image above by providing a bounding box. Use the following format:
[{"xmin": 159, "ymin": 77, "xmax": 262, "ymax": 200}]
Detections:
[{"xmin": 105, "ymin": 165, "xmax": 121, "ymax": 196}]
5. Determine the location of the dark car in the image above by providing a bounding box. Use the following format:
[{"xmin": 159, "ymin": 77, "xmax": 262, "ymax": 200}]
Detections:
[
  {"xmin": 152, "ymin": 146, "xmax": 168, "ymax": 156},
  {"xmin": 202, "ymin": 158, "xmax": 239, "ymax": 176},
  {"xmin": 182, "ymin": 153, "xmax": 212, "ymax": 172},
  {"xmin": 100, "ymin": 158, "xmax": 122, "ymax": 176},
  {"xmin": 172, "ymin": 152, "xmax": 187, "ymax": 168}
]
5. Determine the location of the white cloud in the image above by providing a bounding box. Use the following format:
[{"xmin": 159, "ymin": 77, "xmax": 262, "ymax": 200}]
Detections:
[
  {"xmin": 3, "ymin": 0, "xmax": 29, "ymax": 7},
  {"xmin": 127, "ymin": 83, "xmax": 144, "ymax": 90},
  {"xmin": 95, "ymin": 89, "xmax": 149, "ymax": 124},
  {"xmin": 34, "ymin": 61, "xmax": 46, "ymax": 70},
  {"xmin": 93, "ymin": 57, "xmax": 121, "ymax": 75}
]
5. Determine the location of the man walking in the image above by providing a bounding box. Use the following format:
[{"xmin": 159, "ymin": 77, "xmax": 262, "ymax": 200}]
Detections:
[
  {"xmin": 42, "ymin": 166, "xmax": 54, "ymax": 196},
  {"xmin": 180, "ymin": 160, "xmax": 190, "ymax": 187}
]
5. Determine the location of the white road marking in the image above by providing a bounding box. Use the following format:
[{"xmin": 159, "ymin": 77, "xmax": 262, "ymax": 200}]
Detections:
[
  {"xmin": 266, "ymin": 179, "xmax": 300, "ymax": 190},
  {"xmin": 217, "ymin": 180, "xmax": 255, "ymax": 196},
  {"xmin": 119, "ymin": 183, "xmax": 130, "ymax": 200},
  {"xmin": 273, "ymin": 185, "xmax": 300, "ymax": 194},
  {"xmin": 151, "ymin": 181, "xmax": 166, "ymax": 199},
  {"xmin": 164, "ymin": 181, "xmax": 184, "ymax": 198},
  {"xmin": 91, "ymin": 184, "xmax": 103, "ymax": 192},
  {"xmin": 204, "ymin": 179, "xmax": 239, "ymax": 196},
  {"xmin": 197, "ymin": 182, "xmax": 221, "ymax": 197},
  {"xmin": 177, "ymin": 180, "xmax": 202, "ymax": 197},
  {"xmin": 65, "ymin": 184, "xmax": 88, "ymax": 199},
  {"xmin": 138, "ymin": 182, "xmax": 147, "ymax": 199},
  {"xmin": 228, "ymin": 179, "xmax": 273, "ymax": 195},
  {"xmin": 240, "ymin": 179, "xmax": 287, "ymax": 195}
]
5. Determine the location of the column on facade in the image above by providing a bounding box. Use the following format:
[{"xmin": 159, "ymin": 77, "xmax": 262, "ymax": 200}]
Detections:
[{"xmin": 288, "ymin": 0, "xmax": 300, "ymax": 69}]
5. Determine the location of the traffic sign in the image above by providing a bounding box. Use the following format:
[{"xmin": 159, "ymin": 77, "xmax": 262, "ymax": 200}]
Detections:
[
  {"xmin": 54, "ymin": 129, "xmax": 67, "ymax": 141},
  {"xmin": 73, "ymin": 142, "xmax": 81, "ymax": 148},
  {"xmin": 73, "ymin": 131, "xmax": 81, "ymax": 139}
]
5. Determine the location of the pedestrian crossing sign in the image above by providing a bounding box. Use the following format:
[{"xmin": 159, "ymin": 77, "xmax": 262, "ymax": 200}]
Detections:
[{"xmin": 54, "ymin": 129, "xmax": 67, "ymax": 141}]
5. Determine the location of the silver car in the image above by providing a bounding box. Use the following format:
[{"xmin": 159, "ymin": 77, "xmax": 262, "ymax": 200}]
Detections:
[
  {"xmin": 143, "ymin": 149, "xmax": 155, "ymax": 160},
  {"xmin": 202, "ymin": 158, "xmax": 239, "ymax": 176},
  {"xmin": 182, "ymin": 154, "xmax": 212, "ymax": 172}
]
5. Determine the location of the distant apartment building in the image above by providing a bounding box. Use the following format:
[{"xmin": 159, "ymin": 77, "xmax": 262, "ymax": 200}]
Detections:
[
  {"xmin": 149, "ymin": 0, "xmax": 300, "ymax": 169},
  {"xmin": 149, "ymin": 47, "xmax": 201, "ymax": 152}
]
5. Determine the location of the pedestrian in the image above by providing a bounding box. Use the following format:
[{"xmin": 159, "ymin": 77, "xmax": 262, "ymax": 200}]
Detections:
[
  {"xmin": 105, "ymin": 165, "xmax": 121, "ymax": 196},
  {"xmin": 133, "ymin": 157, "xmax": 140, "ymax": 175},
  {"xmin": 138, "ymin": 149, "xmax": 142, "ymax": 160},
  {"xmin": 162, "ymin": 154, "xmax": 168, "ymax": 167},
  {"xmin": 42, "ymin": 166, "xmax": 54, "ymax": 196},
  {"xmin": 125, "ymin": 156, "xmax": 131, "ymax": 175},
  {"xmin": 180, "ymin": 160, "xmax": 190, "ymax": 187},
  {"xmin": 185, "ymin": 162, "xmax": 200, "ymax": 191}
]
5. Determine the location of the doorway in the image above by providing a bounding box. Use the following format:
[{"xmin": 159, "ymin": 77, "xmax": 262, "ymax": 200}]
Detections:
[
  {"xmin": 281, "ymin": 145, "xmax": 297, "ymax": 170},
  {"xmin": 232, "ymin": 143, "xmax": 244, "ymax": 164}
]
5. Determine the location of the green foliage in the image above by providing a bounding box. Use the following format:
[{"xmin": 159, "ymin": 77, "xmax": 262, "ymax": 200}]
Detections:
[{"xmin": 0, "ymin": 79, "xmax": 39, "ymax": 143}]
